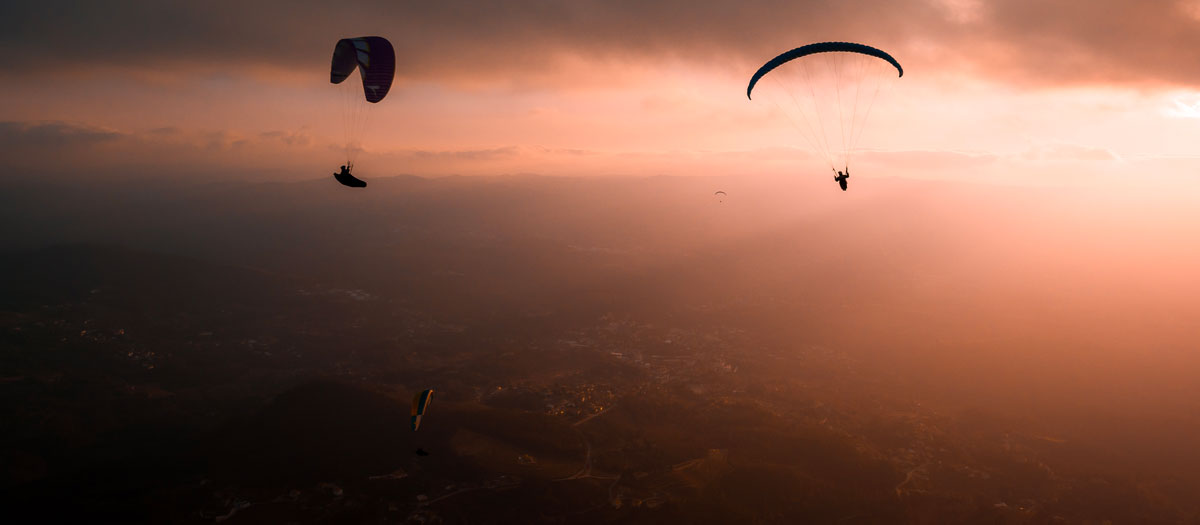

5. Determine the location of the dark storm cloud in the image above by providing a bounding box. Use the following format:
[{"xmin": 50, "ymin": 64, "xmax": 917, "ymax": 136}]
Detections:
[
  {"xmin": 1, "ymin": 0, "xmax": 1196, "ymax": 86},
  {"xmin": 0, "ymin": 1, "xmax": 936, "ymax": 78},
  {"xmin": 956, "ymin": 0, "xmax": 1200, "ymax": 86}
]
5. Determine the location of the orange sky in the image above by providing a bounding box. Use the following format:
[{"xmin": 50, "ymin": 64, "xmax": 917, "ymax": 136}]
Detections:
[{"xmin": 1, "ymin": 0, "xmax": 1198, "ymax": 186}]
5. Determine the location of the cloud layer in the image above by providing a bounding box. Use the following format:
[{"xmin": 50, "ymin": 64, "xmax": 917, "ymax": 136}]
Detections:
[{"xmin": 3, "ymin": 1, "xmax": 1197, "ymax": 87}]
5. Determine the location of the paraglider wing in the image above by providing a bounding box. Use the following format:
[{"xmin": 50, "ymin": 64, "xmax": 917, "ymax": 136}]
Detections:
[
  {"xmin": 746, "ymin": 42, "xmax": 902, "ymax": 100},
  {"xmin": 330, "ymin": 40, "xmax": 358, "ymax": 85},
  {"xmin": 411, "ymin": 389, "xmax": 433, "ymax": 431},
  {"xmin": 329, "ymin": 36, "xmax": 396, "ymax": 180},
  {"xmin": 330, "ymin": 36, "xmax": 395, "ymax": 103},
  {"xmin": 714, "ymin": 191, "xmax": 727, "ymax": 196}
]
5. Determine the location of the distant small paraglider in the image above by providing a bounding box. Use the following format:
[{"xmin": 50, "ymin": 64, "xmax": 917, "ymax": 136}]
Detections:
[
  {"xmin": 411, "ymin": 389, "xmax": 433, "ymax": 431},
  {"xmin": 714, "ymin": 190, "xmax": 727, "ymax": 203}
]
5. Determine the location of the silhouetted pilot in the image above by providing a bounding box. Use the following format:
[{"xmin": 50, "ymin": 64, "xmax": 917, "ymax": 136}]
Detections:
[
  {"xmin": 834, "ymin": 170, "xmax": 849, "ymax": 191},
  {"xmin": 334, "ymin": 164, "xmax": 366, "ymax": 188}
]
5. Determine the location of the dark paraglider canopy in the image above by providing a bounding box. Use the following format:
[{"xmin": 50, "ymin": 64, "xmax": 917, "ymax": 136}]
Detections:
[
  {"xmin": 330, "ymin": 37, "xmax": 396, "ymax": 103},
  {"xmin": 746, "ymin": 42, "xmax": 903, "ymax": 100}
]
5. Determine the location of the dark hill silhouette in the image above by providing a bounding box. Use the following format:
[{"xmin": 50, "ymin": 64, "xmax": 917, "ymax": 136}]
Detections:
[
  {"xmin": 0, "ymin": 244, "xmax": 289, "ymax": 311},
  {"xmin": 207, "ymin": 381, "xmax": 412, "ymax": 485}
]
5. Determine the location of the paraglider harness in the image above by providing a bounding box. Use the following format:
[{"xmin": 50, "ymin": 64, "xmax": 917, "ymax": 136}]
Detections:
[
  {"xmin": 833, "ymin": 166, "xmax": 849, "ymax": 191},
  {"xmin": 333, "ymin": 161, "xmax": 367, "ymax": 188}
]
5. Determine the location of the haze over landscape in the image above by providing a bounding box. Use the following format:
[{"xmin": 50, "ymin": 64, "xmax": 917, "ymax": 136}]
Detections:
[{"xmin": 3, "ymin": 1, "xmax": 1200, "ymax": 523}]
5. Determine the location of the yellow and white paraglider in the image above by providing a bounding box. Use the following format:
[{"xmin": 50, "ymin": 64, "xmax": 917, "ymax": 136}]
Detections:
[{"xmin": 411, "ymin": 389, "xmax": 433, "ymax": 431}]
